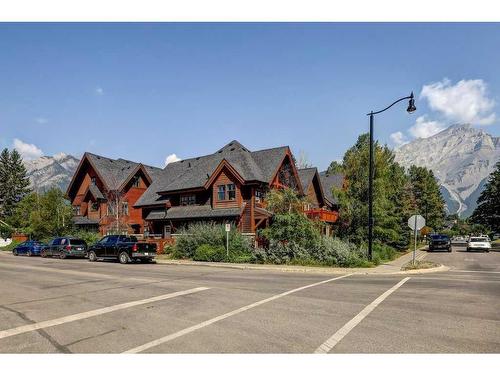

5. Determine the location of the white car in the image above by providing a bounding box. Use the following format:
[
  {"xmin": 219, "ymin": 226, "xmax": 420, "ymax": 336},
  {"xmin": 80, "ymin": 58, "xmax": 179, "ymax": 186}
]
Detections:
[{"xmin": 467, "ymin": 237, "xmax": 491, "ymax": 253}]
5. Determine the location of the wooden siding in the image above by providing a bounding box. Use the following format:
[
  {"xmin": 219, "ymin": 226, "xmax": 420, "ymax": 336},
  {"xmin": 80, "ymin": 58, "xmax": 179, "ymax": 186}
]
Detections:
[{"xmin": 211, "ymin": 167, "xmax": 242, "ymax": 209}]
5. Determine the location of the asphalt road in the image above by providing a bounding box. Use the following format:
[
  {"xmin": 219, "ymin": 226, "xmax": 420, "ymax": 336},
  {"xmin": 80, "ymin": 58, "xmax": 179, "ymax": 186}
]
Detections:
[{"xmin": 0, "ymin": 244, "xmax": 498, "ymax": 353}]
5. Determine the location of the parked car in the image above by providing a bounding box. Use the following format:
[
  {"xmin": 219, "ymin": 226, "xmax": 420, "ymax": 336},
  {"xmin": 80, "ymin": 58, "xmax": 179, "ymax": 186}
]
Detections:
[
  {"xmin": 428, "ymin": 234, "xmax": 452, "ymax": 252},
  {"xmin": 466, "ymin": 237, "xmax": 491, "ymax": 252},
  {"xmin": 41, "ymin": 237, "xmax": 88, "ymax": 259},
  {"xmin": 87, "ymin": 235, "xmax": 157, "ymax": 264},
  {"xmin": 12, "ymin": 241, "xmax": 45, "ymax": 256}
]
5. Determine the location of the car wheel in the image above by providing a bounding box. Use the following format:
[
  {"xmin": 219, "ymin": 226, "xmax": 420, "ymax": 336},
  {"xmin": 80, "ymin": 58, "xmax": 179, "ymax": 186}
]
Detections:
[
  {"xmin": 119, "ymin": 252, "xmax": 130, "ymax": 264},
  {"xmin": 448, "ymin": 247, "xmax": 452, "ymax": 253},
  {"xmin": 88, "ymin": 251, "xmax": 97, "ymax": 262},
  {"xmin": 59, "ymin": 251, "xmax": 67, "ymax": 260},
  {"xmin": 13, "ymin": 249, "xmax": 18, "ymax": 256},
  {"xmin": 41, "ymin": 250, "xmax": 47, "ymax": 258}
]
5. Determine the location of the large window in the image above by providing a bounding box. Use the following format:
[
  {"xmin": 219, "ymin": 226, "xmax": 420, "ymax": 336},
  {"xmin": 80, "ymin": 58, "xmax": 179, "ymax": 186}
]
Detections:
[
  {"xmin": 180, "ymin": 195, "xmax": 196, "ymax": 206},
  {"xmin": 217, "ymin": 184, "xmax": 236, "ymax": 201},
  {"xmin": 227, "ymin": 184, "xmax": 236, "ymax": 200},
  {"xmin": 122, "ymin": 202, "xmax": 129, "ymax": 215},
  {"xmin": 217, "ymin": 185, "xmax": 226, "ymax": 201}
]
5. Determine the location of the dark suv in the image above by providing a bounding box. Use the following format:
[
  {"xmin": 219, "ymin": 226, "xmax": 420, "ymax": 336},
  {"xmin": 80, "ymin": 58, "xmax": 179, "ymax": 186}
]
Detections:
[
  {"xmin": 428, "ymin": 234, "xmax": 452, "ymax": 252},
  {"xmin": 41, "ymin": 237, "xmax": 88, "ymax": 259}
]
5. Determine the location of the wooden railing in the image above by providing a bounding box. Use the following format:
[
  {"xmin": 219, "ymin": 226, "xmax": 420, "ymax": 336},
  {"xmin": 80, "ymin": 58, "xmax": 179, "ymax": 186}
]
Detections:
[{"xmin": 304, "ymin": 208, "xmax": 339, "ymax": 223}]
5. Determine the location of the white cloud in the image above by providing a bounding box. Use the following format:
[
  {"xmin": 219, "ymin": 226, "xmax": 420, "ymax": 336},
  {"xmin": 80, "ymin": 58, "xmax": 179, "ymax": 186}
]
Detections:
[
  {"xmin": 390, "ymin": 131, "xmax": 409, "ymax": 147},
  {"xmin": 409, "ymin": 116, "xmax": 446, "ymax": 139},
  {"xmin": 165, "ymin": 153, "xmax": 181, "ymax": 166},
  {"xmin": 13, "ymin": 138, "xmax": 43, "ymax": 160},
  {"xmin": 35, "ymin": 117, "xmax": 48, "ymax": 124},
  {"xmin": 421, "ymin": 78, "xmax": 496, "ymax": 125},
  {"xmin": 95, "ymin": 87, "xmax": 104, "ymax": 95}
]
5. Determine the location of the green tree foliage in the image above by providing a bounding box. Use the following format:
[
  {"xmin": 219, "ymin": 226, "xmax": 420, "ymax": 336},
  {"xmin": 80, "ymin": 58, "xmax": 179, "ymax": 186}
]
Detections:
[
  {"xmin": 326, "ymin": 160, "xmax": 343, "ymax": 175},
  {"xmin": 408, "ymin": 165, "xmax": 446, "ymax": 230},
  {"xmin": 0, "ymin": 148, "xmax": 31, "ymax": 219},
  {"xmin": 8, "ymin": 188, "xmax": 73, "ymax": 240},
  {"xmin": 265, "ymin": 187, "xmax": 306, "ymax": 215},
  {"xmin": 332, "ymin": 134, "xmax": 416, "ymax": 249},
  {"xmin": 470, "ymin": 162, "xmax": 500, "ymax": 233}
]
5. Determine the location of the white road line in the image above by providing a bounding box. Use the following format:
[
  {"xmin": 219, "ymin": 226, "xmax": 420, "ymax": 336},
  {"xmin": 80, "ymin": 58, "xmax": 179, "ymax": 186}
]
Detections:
[
  {"xmin": 123, "ymin": 274, "xmax": 352, "ymax": 353},
  {"xmin": 450, "ymin": 270, "xmax": 500, "ymax": 275},
  {"xmin": 0, "ymin": 287, "xmax": 209, "ymax": 340},
  {"xmin": 314, "ymin": 277, "xmax": 410, "ymax": 354}
]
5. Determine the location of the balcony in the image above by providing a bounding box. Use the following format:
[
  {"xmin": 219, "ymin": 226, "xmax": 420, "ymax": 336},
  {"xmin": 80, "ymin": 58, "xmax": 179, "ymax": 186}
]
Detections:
[{"xmin": 304, "ymin": 208, "xmax": 339, "ymax": 223}]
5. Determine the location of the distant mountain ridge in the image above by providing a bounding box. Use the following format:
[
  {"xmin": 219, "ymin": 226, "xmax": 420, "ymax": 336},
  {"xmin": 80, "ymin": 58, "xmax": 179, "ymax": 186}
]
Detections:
[
  {"xmin": 394, "ymin": 124, "xmax": 500, "ymax": 217},
  {"xmin": 24, "ymin": 153, "xmax": 80, "ymax": 193}
]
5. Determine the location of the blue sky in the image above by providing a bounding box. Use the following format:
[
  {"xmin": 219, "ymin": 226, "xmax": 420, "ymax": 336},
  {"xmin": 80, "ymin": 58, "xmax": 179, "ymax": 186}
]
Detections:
[{"xmin": 1, "ymin": 23, "xmax": 499, "ymax": 170}]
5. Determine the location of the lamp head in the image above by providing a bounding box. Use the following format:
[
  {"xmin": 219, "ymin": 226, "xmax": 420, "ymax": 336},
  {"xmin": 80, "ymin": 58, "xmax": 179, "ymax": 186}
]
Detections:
[{"xmin": 407, "ymin": 92, "xmax": 417, "ymax": 113}]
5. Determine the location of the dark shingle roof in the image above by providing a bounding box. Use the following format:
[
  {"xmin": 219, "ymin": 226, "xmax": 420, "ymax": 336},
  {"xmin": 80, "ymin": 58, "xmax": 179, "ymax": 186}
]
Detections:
[
  {"xmin": 88, "ymin": 184, "xmax": 105, "ymax": 200},
  {"xmin": 297, "ymin": 168, "xmax": 318, "ymax": 192},
  {"xmin": 319, "ymin": 171, "xmax": 344, "ymax": 205},
  {"xmin": 145, "ymin": 206, "xmax": 242, "ymax": 220},
  {"xmin": 85, "ymin": 153, "xmax": 162, "ymax": 190},
  {"xmin": 73, "ymin": 216, "xmax": 99, "ymax": 225},
  {"xmin": 135, "ymin": 141, "xmax": 289, "ymax": 207}
]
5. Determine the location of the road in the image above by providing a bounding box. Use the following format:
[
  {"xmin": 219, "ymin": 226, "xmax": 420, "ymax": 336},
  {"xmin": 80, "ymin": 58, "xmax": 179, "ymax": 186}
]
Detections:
[{"xmin": 0, "ymin": 244, "xmax": 499, "ymax": 353}]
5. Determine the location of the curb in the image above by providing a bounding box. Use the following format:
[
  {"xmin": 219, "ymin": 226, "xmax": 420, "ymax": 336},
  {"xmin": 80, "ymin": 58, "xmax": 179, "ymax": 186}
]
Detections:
[{"xmin": 155, "ymin": 259, "xmax": 448, "ymax": 276}]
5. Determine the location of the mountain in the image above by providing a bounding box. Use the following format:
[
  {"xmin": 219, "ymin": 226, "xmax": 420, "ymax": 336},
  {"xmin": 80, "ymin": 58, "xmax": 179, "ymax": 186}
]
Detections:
[
  {"xmin": 24, "ymin": 153, "xmax": 80, "ymax": 193},
  {"xmin": 394, "ymin": 124, "xmax": 500, "ymax": 217}
]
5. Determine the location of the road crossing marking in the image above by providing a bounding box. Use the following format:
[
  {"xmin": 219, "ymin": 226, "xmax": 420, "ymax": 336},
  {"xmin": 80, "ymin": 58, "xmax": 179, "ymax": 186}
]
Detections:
[
  {"xmin": 123, "ymin": 274, "xmax": 352, "ymax": 353},
  {"xmin": 0, "ymin": 287, "xmax": 210, "ymax": 340},
  {"xmin": 314, "ymin": 277, "xmax": 410, "ymax": 354}
]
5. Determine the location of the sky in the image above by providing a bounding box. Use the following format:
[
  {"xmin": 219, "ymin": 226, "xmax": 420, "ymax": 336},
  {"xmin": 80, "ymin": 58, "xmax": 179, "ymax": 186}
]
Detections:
[{"xmin": 1, "ymin": 23, "xmax": 499, "ymax": 170}]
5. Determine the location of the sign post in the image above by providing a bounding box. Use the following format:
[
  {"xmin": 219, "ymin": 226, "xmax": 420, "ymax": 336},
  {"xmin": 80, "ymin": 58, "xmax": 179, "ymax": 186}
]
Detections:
[
  {"xmin": 225, "ymin": 223, "xmax": 231, "ymax": 258},
  {"xmin": 408, "ymin": 215, "xmax": 426, "ymax": 265}
]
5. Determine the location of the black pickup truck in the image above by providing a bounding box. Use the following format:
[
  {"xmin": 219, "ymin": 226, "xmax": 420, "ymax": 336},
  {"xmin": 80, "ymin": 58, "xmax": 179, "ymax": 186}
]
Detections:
[{"xmin": 87, "ymin": 235, "xmax": 157, "ymax": 264}]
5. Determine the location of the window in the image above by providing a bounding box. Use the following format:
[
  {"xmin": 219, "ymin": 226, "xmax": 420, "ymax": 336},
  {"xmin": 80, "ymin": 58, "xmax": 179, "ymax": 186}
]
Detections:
[
  {"xmin": 217, "ymin": 185, "xmax": 226, "ymax": 201},
  {"xmin": 180, "ymin": 195, "xmax": 196, "ymax": 206},
  {"xmin": 122, "ymin": 202, "xmax": 129, "ymax": 215},
  {"xmin": 91, "ymin": 202, "xmax": 99, "ymax": 211},
  {"xmin": 227, "ymin": 184, "xmax": 236, "ymax": 200},
  {"xmin": 107, "ymin": 203, "xmax": 116, "ymax": 216},
  {"xmin": 255, "ymin": 190, "xmax": 263, "ymax": 203},
  {"xmin": 131, "ymin": 176, "xmax": 140, "ymax": 188},
  {"xmin": 74, "ymin": 206, "xmax": 81, "ymax": 215},
  {"xmin": 91, "ymin": 177, "xmax": 96, "ymax": 185}
]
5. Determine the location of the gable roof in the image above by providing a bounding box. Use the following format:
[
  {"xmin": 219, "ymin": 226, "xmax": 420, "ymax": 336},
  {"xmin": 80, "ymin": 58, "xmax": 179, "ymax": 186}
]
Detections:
[
  {"xmin": 135, "ymin": 140, "xmax": 291, "ymax": 207},
  {"xmin": 319, "ymin": 171, "xmax": 344, "ymax": 205},
  {"xmin": 297, "ymin": 168, "xmax": 318, "ymax": 192},
  {"xmin": 66, "ymin": 152, "xmax": 163, "ymax": 199}
]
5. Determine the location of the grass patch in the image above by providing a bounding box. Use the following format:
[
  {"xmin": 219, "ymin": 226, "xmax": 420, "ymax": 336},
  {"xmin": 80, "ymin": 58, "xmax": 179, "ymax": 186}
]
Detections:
[{"xmin": 401, "ymin": 260, "xmax": 440, "ymax": 271}]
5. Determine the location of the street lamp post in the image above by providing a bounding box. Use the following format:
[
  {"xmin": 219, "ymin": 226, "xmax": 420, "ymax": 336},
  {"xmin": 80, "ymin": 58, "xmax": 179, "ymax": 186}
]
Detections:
[{"xmin": 367, "ymin": 92, "xmax": 416, "ymax": 260}]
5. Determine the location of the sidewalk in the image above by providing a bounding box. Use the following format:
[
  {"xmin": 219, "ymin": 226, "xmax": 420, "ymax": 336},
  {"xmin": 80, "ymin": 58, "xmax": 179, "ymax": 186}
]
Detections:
[{"xmin": 156, "ymin": 247, "xmax": 447, "ymax": 275}]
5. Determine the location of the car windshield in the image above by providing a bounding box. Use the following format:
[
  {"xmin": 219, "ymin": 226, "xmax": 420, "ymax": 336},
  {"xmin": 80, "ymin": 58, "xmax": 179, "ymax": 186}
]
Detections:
[
  {"xmin": 470, "ymin": 238, "xmax": 486, "ymax": 242},
  {"xmin": 430, "ymin": 235, "xmax": 449, "ymax": 240}
]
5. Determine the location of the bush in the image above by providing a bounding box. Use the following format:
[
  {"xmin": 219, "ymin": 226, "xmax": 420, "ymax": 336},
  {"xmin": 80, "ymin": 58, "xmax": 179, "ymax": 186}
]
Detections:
[
  {"xmin": 70, "ymin": 230, "xmax": 101, "ymax": 246},
  {"xmin": 253, "ymin": 240, "xmax": 311, "ymax": 265},
  {"xmin": 371, "ymin": 243, "xmax": 398, "ymax": 266},
  {"xmin": 194, "ymin": 244, "xmax": 227, "ymax": 262},
  {"xmin": 172, "ymin": 222, "xmax": 252, "ymax": 261},
  {"xmin": 313, "ymin": 236, "xmax": 367, "ymax": 267},
  {"xmin": 261, "ymin": 213, "xmax": 319, "ymax": 250}
]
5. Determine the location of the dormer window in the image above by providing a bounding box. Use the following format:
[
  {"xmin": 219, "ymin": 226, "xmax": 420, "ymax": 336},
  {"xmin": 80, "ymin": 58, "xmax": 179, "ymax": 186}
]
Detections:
[
  {"xmin": 132, "ymin": 176, "xmax": 140, "ymax": 188},
  {"xmin": 180, "ymin": 195, "xmax": 196, "ymax": 206},
  {"xmin": 91, "ymin": 177, "xmax": 96, "ymax": 185},
  {"xmin": 217, "ymin": 184, "xmax": 236, "ymax": 201},
  {"xmin": 217, "ymin": 185, "xmax": 226, "ymax": 201},
  {"xmin": 227, "ymin": 184, "xmax": 236, "ymax": 200}
]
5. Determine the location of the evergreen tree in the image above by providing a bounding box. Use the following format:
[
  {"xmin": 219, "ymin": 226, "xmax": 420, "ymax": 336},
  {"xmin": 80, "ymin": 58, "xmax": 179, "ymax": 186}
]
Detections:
[
  {"xmin": 0, "ymin": 148, "xmax": 31, "ymax": 219},
  {"xmin": 331, "ymin": 133, "xmax": 414, "ymax": 248},
  {"xmin": 470, "ymin": 162, "xmax": 500, "ymax": 233},
  {"xmin": 408, "ymin": 166, "xmax": 446, "ymax": 230}
]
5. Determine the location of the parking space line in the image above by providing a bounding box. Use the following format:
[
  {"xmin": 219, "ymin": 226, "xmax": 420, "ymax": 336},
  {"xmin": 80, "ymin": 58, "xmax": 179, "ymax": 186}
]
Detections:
[
  {"xmin": 314, "ymin": 277, "xmax": 410, "ymax": 354},
  {"xmin": 123, "ymin": 274, "xmax": 352, "ymax": 353},
  {"xmin": 0, "ymin": 287, "xmax": 210, "ymax": 340}
]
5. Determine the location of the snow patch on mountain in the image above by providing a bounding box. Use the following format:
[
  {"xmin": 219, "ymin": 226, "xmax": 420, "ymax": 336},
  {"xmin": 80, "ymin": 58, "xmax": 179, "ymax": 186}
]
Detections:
[
  {"xmin": 394, "ymin": 124, "xmax": 500, "ymax": 217},
  {"xmin": 24, "ymin": 154, "xmax": 80, "ymax": 192}
]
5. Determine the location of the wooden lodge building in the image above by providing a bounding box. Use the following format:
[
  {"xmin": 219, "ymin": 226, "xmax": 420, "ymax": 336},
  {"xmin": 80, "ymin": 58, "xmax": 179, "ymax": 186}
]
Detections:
[{"xmin": 67, "ymin": 141, "xmax": 343, "ymax": 239}]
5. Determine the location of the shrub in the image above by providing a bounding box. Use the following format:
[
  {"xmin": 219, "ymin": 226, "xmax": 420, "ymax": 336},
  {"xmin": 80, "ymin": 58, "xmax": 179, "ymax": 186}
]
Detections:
[
  {"xmin": 313, "ymin": 236, "xmax": 368, "ymax": 267},
  {"xmin": 256, "ymin": 240, "xmax": 311, "ymax": 265},
  {"xmin": 70, "ymin": 230, "xmax": 101, "ymax": 246},
  {"xmin": 261, "ymin": 213, "xmax": 319, "ymax": 250},
  {"xmin": 172, "ymin": 222, "xmax": 252, "ymax": 260},
  {"xmin": 194, "ymin": 244, "xmax": 227, "ymax": 262},
  {"xmin": 371, "ymin": 243, "xmax": 398, "ymax": 265}
]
